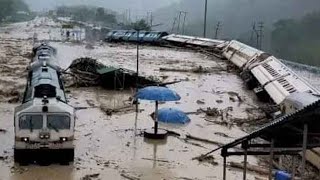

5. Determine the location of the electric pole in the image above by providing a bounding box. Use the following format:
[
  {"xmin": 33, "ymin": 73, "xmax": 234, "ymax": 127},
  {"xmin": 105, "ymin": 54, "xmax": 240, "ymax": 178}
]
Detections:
[
  {"xmin": 214, "ymin": 21, "xmax": 221, "ymax": 39},
  {"xmin": 250, "ymin": 22, "xmax": 256, "ymax": 45},
  {"xmin": 203, "ymin": 0, "xmax": 208, "ymax": 37},
  {"xmin": 146, "ymin": 12, "xmax": 149, "ymax": 25},
  {"xmin": 177, "ymin": 11, "xmax": 182, "ymax": 34},
  {"xmin": 171, "ymin": 16, "xmax": 177, "ymax": 34},
  {"xmin": 182, "ymin": 11, "xmax": 187, "ymax": 35},
  {"xmin": 128, "ymin": 9, "xmax": 131, "ymax": 24},
  {"xmin": 150, "ymin": 12, "xmax": 153, "ymax": 29},
  {"xmin": 257, "ymin": 22, "xmax": 264, "ymax": 49}
]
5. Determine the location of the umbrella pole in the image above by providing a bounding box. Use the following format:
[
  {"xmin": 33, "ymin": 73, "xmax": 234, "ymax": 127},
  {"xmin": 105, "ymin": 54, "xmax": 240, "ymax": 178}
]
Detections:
[{"xmin": 154, "ymin": 101, "xmax": 158, "ymax": 134}]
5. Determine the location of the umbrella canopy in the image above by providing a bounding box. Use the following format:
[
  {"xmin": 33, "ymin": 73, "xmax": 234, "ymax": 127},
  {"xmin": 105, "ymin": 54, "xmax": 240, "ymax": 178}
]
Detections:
[
  {"xmin": 135, "ymin": 86, "xmax": 181, "ymax": 101},
  {"xmin": 157, "ymin": 108, "xmax": 190, "ymax": 124}
]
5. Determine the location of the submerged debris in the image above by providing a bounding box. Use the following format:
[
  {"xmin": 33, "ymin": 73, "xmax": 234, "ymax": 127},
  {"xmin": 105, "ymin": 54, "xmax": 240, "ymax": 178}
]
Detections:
[
  {"xmin": 159, "ymin": 65, "xmax": 226, "ymax": 74},
  {"xmin": 81, "ymin": 173, "xmax": 100, "ymax": 180},
  {"xmin": 193, "ymin": 155, "xmax": 219, "ymax": 166}
]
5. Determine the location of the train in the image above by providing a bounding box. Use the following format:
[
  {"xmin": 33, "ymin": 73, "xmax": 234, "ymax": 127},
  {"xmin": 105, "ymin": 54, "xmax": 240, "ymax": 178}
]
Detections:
[
  {"xmin": 221, "ymin": 40, "xmax": 320, "ymax": 115},
  {"xmin": 105, "ymin": 30, "xmax": 169, "ymax": 44},
  {"xmin": 14, "ymin": 43, "xmax": 75, "ymax": 165}
]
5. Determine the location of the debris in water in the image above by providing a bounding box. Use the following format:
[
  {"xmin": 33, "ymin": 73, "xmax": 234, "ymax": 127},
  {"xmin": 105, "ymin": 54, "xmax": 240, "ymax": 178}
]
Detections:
[
  {"xmin": 196, "ymin": 100, "xmax": 205, "ymax": 104},
  {"xmin": 81, "ymin": 173, "xmax": 100, "ymax": 180},
  {"xmin": 120, "ymin": 173, "xmax": 140, "ymax": 180},
  {"xmin": 192, "ymin": 155, "xmax": 219, "ymax": 166},
  {"xmin": 66, "ymin": 57, "xmax": 160, "ymax": 89},
  {"xmin": 216, "ymin": 99, "xmax": 223, "ymax": 103},
  {"xmin": 159, "ymin": 65, "xmax": 225, "ymax": 74}
]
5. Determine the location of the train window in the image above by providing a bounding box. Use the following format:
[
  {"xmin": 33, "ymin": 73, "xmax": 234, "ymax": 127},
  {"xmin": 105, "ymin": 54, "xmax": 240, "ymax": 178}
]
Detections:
[
  {"xmin": 19, "ymin": 115, "xmax": 43, "ymax": 129},
  {"xmin": 42, "ymin": 68, "xmax": 48, "ymax": 72},
  {"xmin": 47, "ymin": 115, "xmax": 71, "ymax": 129}
]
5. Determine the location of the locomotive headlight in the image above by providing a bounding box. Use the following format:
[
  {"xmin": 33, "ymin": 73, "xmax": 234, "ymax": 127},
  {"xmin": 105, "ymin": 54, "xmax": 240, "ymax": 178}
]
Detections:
[
  {"xmin": 40, "ymin": 135, "xmax": 44, "ymax": 139},
  {"xmin": 60, "ymin": 137, "xmax": 67, "ymax": 142},
  {"xmin": 44, "ymin": 135, "xmax": 50, "ymax": 139},
  {"xmin": 21, "ymin": 137, "xmax": 29, "ymax": 142}
]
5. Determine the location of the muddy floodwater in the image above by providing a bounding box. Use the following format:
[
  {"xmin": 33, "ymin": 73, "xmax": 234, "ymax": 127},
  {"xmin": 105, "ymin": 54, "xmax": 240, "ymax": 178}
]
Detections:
[{"xmin": 1, "ymin": 17, "xmax": 319, "ymax": 180}]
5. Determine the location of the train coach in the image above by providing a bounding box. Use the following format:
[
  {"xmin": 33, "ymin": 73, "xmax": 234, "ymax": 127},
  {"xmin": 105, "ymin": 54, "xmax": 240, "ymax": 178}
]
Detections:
[
  {"xmin": 221, "ymin": 40, "xmax": 320, "ymax": 115},
  {"xmin": 14, "ymin": 43, "xmax": 75, "ymax": 165},
  {"xmin": 105, "ymin": 30, "xmax": 168, "ymax": 44}
]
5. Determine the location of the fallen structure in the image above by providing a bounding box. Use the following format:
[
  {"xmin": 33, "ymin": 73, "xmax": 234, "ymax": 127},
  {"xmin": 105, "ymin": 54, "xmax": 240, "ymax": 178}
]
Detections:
[{"xmin": 66, "ymin": 57, "xmax": 161, "ymax": 89}]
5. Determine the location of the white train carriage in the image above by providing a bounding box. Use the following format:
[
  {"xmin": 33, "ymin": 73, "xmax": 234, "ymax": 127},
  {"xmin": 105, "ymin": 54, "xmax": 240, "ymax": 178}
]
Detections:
[
  {"xmin": 14, "ymin": 44, "xmax": 75, "ymax": 165},
  {"xmin": 222, "ymin": 40, "xmax": 264, "ymax": 68},
  {"xmin": 248, "ymin": 56, "xmax": 320, "ymax": 104},
  {"xmin": 162, "ymin": 34, "xmax": 226, "ymax": 47},
  {"xmin": 221, "ymin": 40, "xmax": 320, "ymax": 114}
]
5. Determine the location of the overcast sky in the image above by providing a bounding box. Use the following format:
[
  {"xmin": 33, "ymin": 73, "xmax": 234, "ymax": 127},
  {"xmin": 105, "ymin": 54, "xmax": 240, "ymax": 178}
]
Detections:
[{"xmin": 24, "ymin": 0, "xmax": 180, "ymax": 14}]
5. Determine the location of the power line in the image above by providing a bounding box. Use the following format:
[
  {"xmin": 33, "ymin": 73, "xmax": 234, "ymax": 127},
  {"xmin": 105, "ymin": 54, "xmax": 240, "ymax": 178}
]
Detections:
[
  {"xmin": 177, "ymin": 11, "xmax": 182, "ymax": 34},
  {"xmin": 150, "ymin": 12, "xmax": 153, "ymax": 28},
  {"xmin": 257, "ymin": 22, "xmax": 264, "ymax": 49},
  {"xmin": 250, "ymin": 21, "xmax": 263, "ymax": 49},
  {"xmin": 182, "ymin": 11, "xmax": 187, "ymax": 35},
  {"xmin": 214, "ymin": 21, "xmax": 221, "ymax": 39},
  {"xmin": 171, "ymin": 15, "xmax": 177, "ymax": 34},
  {"xmin": 250, "ymin": 22, "xmax": 256, "ymax": 45}
]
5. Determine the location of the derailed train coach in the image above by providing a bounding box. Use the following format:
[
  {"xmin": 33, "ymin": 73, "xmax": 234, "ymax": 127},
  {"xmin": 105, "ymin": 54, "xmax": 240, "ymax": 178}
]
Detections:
[
  {"xmin": 105, "ymin": 30, "xmax": 168, "ymax": 44},
  {"xmin": 222, "ymin": 40, "xmax": 320, "ymax": 115},
  {"xmin": 14, "ymin": 44, "xmax": 75, "ymax": 165}
]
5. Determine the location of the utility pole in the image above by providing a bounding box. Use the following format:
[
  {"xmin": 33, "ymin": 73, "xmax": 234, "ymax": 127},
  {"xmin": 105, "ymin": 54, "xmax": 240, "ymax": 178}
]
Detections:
[
  {"xmin": 257, "ymin": 21, "xmax": 264, "ymax": 49},
  {"xmin": 203, "ymin": 0, "xmax": 208, "ymax": 37},
  {"xmin": 150, "ymin": 12, "xmax": 153, "ymax": 30},
  {"xmin": 146, "ymin": 12, "xmax": 150, "ymax": 25},
  {"xmin": 214, "ymin": 21, "xmax": 221, "ymax": 39},
  {"xmin": 128, "ymin": 9, "xmax": 131, "ymax": 24},
  {"xmin": 250, "ymin": 22, "xmax": 256, "ymax": 45},
  {"xmin": 177, "ymin": 11, "xmax": 182, "ymax": 34},
  {"xmin": 171, "ymin": 16, "xmax": 177, "ymax": 34},
  {"xmin": 123, "ymin": 10, "xmax": 126, "ymax": 24},
  {"xmin": 182, "ymin": 11, "xmax": 187, "ymax": 35}
]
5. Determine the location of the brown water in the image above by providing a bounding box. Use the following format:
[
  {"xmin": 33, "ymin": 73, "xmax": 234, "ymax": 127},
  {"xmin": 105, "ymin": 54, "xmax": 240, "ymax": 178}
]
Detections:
[{"xmin": 0, "ymin": 17, "xmax": 273, "ymax": 180}]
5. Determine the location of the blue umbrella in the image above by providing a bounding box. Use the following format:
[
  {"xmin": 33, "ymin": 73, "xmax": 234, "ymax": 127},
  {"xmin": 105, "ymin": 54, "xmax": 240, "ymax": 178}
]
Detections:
[
  {"xmin": 157, "ymin": 108, "xmax": 190, "ymax": 124},
  {"xmin": 135, "ymin": 86, "xmax": 181, "ymax": 101},
  {"xmin": 135, "ymin": 86, "xmax": 181, "ymax": 135}
]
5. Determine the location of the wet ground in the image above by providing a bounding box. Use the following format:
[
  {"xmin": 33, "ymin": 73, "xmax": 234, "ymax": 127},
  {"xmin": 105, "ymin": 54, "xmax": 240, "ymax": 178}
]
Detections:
[{"xmin": 1, "ymin": 17, "xmax": 319, "ymax": 180}]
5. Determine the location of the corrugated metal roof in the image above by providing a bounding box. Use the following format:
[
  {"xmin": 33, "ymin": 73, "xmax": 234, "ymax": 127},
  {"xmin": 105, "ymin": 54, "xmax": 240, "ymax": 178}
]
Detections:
[
  {"xmin": 222, "ymin": 99, "xmax": 320, "ymax": 151},
  {"xmin": 97, "ymin": 67, "xmax": 118, "ymax": 75}
]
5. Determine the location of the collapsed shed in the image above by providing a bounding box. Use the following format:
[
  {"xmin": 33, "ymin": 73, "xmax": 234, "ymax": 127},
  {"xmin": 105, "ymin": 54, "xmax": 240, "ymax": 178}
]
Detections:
[{"xmin": 67, "ymin": 57, "xmax": 160, "ymax": 89}]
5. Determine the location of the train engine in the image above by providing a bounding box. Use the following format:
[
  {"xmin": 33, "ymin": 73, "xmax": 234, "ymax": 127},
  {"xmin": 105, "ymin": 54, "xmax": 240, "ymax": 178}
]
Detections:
[{"xmin": 14, "ymin": 44, "xmax": 75, "ymax": 165}]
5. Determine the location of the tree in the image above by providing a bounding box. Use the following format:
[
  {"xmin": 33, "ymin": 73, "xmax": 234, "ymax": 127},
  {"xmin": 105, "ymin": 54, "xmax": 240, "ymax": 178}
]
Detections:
[
  {"xmin": 0, "ymin": 0, "xmax": 30, "ymax": 23},
  {"xmin": 131, "ymin": 19, "xmax": 151, "ymax": 31},
  {"xmin": 96, "ymin": 7, "xmax": 105, "ymax": 21},
  {"xmin": 271, "ymin": 12, "xmax": 320, "ymax": 66}
]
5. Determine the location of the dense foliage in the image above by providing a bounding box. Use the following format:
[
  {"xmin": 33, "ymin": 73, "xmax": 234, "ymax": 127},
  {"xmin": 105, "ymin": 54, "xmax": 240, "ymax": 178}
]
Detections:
[
  {"xmin": 56, "ymin": 6, "xmax": 117, "ymax": 26},
  {"xmin": 271, "ymin": 12, "xmax": 320, "ymax": 66},
  {"xmin": 123, "ymin": 19, "xmax": 151, "ymax": 31},
  {"xmin": 0, "ymin": 0, "xmax": 32, "ymax": 23}
]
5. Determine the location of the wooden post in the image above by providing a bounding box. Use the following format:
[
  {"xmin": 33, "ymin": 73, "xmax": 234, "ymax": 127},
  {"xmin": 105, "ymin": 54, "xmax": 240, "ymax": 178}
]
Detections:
[
  {"xmin": 292, "ymin": 155, "xmax": 296, "ymax": 180},
  {"xmin": 301, "ymin": 124, "xmax": 308, "ymax": 180},
  {"xmin": 154, "ymin": 101, "xmax": 159, "ymax": 134},
  {"xmin": 135, "ymin": 30, "xmax": 140, "ymax": 112},
  {"xmin": 243, "ymin": 148, "xmax": 248, "ymax": 180},
  {"xmin": 223, "ymin": 156, "xmax": 227, "ymax": 180},
  {"xmin": 243, "ymin": 141, "xmax": 248, "ymax": 180},
  {"xmin": 269, "ymin": 139, "xmax": 274, "ymax": 180}
]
